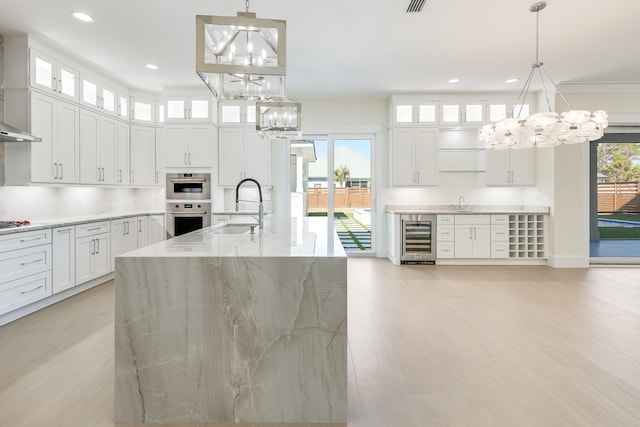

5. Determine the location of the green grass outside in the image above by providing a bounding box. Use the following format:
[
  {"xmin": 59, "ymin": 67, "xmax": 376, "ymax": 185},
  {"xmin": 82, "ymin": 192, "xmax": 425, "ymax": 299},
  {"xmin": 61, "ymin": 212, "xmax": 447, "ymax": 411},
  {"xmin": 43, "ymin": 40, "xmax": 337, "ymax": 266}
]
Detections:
[{"xmin": 598, "ymin": 213, "xmax": 640, "ymax": 239}]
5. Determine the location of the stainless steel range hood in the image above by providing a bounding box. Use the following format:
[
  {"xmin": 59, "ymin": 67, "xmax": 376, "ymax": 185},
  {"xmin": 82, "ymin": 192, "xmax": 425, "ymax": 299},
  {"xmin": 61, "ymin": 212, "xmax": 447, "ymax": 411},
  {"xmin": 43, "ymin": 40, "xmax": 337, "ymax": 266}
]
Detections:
[{"xmin": 0, "ymin": 121, "xmax": 41, "ymax": 142}]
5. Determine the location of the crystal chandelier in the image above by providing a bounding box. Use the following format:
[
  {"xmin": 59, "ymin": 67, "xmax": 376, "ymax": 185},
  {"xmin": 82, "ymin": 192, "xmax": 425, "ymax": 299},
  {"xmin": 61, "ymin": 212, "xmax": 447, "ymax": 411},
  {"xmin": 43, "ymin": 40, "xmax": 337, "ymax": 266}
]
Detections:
[
  {"xmin": 479, "ymin": 2, "xmax": 608, "ymax": 150},
  {"xmin": 195, "ymin": 1, "xmax": 287, "ymax": 100}
]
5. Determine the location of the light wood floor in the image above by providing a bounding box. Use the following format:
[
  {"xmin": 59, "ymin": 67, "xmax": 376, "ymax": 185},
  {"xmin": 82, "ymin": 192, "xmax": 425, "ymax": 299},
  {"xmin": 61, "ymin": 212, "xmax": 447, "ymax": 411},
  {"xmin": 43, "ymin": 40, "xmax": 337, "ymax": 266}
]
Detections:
[{"xmin": 2, "ymin": 259, "xmax": 640, "ymax": 426}]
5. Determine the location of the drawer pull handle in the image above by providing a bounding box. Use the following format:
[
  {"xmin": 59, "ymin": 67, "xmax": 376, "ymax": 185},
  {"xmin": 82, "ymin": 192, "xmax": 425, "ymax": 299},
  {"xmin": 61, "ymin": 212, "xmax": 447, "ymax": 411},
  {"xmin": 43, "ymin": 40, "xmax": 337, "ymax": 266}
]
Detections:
[
  {"xmin": 20, "ymin": 285, "xmax": 44, "ymax": 295},
  {"xmin": 20, "ymin": 236, "xmax": 44, "ymax": 243},
  {"xmin": 20, "ymin": 258, "xmax": 44, "ymax": 266},
  {"xmin": 87, "ymin": 227, "xmax": 102, "ymax": 231}
]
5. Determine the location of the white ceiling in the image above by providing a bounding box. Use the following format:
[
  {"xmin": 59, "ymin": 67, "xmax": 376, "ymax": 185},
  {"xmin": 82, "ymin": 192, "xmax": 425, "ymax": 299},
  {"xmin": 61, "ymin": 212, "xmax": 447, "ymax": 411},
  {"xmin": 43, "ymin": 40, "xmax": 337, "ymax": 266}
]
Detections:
[{"xmin": 1, "ymin": 0, "xmax": 639, "ymax": 99}]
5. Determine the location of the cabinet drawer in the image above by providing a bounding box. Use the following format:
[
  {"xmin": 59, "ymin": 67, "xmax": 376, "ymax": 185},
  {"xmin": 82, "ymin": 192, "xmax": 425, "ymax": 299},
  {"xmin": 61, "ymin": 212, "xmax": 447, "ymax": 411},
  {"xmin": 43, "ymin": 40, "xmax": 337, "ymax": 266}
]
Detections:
[
  {"xmin": 0, "ymin": 229, "xmax": 52, "ymax": 253},
  {"xmin": 213, "ymin": 215, "xmax": 231, "ymax": 224},
  {"xmin": 454, "ymin": 215, "xmax": 490, "ymax": 225},
  {"xmin": 491, "ymin": 242, "xmax": 510, "ymax": 259},
  {"xmin": 437, "ymin": 242, "xmax": 455, "ymax": 259},
  {"xmin": 437, "ymin": 215, "xmax": 454, "ymax": 225},
  {"xmin": 491, "ymin": 214, "xmax": 509, "ymax": 225},
  {"xmin": 437, "ymin": 224, "xmax": 454, "ymax": 241},
  {"xmin": 491, "ymin": 224, "xmax": 508, "ymax": 242},
  {"xmin": 0, "ymin": 244, "xmax": 52, "ymax": 284},
  {"xmin": 0, "ymin": 271, "xmax": 52, "ymax": 316},
  {"xmin": 76, "ymin": 221, "xmax": 110, "ymax": 238}
]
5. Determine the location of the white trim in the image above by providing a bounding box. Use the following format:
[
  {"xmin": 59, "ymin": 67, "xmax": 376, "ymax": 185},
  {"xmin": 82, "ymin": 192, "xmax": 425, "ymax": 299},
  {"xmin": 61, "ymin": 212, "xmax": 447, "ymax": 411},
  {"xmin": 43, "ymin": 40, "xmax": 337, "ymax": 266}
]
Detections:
[
  {"xmin": 557, "ymin": 82, "xmax": 640, "ymax": 94},
  {"xmin": 547, "ymin": 255, "xmax": 589, "ymax": 268}
]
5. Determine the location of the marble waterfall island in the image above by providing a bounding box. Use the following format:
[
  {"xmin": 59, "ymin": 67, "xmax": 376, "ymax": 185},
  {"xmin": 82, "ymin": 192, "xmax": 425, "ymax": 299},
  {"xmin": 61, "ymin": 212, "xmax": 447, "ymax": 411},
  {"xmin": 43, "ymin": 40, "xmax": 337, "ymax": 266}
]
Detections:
[{"xmin": 114, "ymin": 218, "xmax": 347, "ymax": 424}]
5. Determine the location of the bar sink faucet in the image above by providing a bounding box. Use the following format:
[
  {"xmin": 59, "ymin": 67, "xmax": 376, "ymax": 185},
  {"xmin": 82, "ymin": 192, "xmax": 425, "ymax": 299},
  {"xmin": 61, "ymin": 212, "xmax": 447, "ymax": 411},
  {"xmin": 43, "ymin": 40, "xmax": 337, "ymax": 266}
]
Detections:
[
  {"xmin": 458, "ymin": 195, "xmax": 466, "ymax": 211},
  {"xmin": 235, "ymin": 178, "xmax": 264, "ymax": 229}
]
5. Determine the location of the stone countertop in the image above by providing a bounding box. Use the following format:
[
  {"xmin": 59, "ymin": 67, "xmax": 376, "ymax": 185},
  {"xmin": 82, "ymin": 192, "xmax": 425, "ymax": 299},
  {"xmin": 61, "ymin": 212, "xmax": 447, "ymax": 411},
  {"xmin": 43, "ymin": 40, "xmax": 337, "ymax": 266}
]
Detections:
[
  {"xmin": 122, "ymin": 216, "xmax": 346, "ymax": 258},
  {"xmin": 385, "ymin": 204, "xmax": 550, "ymax": 214},
  {"xmin": 0, "ymin": 211, "xmax": 165, "ymax": 236}
]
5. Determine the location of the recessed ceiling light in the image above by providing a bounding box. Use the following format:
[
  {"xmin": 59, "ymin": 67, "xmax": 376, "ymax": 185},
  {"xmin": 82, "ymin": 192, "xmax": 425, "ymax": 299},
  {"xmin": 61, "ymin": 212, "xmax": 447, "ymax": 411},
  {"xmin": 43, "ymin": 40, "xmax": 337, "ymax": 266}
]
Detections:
[
  {"xmin": 72, "ymin": 12, "xmax": 94, "ymax": 22},
  {"xmin": 449, "ymin": 78, "xmax": 460, "ymax": 83},
  {"xmin": 145, "ymin": 64, "xmax": 159, "ymax": 70},
  {"xmin": 506, "ymin": 78, "xmax": 519, "ymax": 83}
]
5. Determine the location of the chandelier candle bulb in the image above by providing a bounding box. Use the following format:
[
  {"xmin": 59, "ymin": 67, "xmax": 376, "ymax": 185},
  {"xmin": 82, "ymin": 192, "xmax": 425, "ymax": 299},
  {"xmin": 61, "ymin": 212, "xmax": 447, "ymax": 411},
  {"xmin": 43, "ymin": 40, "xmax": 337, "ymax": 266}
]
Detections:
[{"xmin": 480, "ymin": 1, "xmax": 608, "ymax": 150}]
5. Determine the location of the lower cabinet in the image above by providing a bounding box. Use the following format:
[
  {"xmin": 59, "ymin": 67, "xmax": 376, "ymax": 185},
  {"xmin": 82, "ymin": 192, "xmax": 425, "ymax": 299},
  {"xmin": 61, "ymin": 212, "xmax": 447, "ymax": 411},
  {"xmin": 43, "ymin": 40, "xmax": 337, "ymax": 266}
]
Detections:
[
  {"xmin": 0, "ymin": 229, "xmax": 53, "ymax": 316},
  {"xmin": 147, "ymin": 214, "xmax": 166, "ymax": 243},
  {"xmin": 436, "ymin": 215, "xmax": 455, "ymax": 259},
  {"xmin": 111, "ymin": 218, "xmax": 138, "ymax": 271},
  {"xmin": 76, "ymin": 221, "xmax": 111, "ymax": 285},
  {"xmin": 52, "ymin": 226, "xmax": 76, "ymax": 294},
  {"xmin": 454, "ymin": 215, "xmax": 491, "ymax": 258}
]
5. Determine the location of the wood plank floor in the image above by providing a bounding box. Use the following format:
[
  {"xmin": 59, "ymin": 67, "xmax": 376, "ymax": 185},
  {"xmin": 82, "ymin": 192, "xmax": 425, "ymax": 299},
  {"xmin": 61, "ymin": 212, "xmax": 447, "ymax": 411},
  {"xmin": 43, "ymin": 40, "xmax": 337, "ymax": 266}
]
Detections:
[{"xmin": 2, "ymin": 258, "xmax": 640, "ymax": 426}]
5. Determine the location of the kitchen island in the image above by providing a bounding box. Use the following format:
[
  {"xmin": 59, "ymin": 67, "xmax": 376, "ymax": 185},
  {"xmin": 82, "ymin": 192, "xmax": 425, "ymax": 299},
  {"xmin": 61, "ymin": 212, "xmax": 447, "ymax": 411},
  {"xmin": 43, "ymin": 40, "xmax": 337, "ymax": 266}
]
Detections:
[{"xmin": 114, "ymin": 217, "xmax": 347, "ymax": 425}]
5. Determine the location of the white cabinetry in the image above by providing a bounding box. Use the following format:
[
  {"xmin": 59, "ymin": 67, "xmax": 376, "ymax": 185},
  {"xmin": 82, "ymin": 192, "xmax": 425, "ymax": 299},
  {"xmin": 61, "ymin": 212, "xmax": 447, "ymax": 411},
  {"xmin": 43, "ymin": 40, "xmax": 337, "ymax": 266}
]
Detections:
[
  {"xmin": 165, "ymin": 125, "xmax": 214, "ymax": 167},
  {"xmin": 116, "ymin": 121, "xmax": 130, "ymax": 184},
  {"xmin": 454, "ymin": 215, "xmax": 491, "ymax": 258},
  {"xmin": 130, "ymin": 97, "xmax": 157, "ymax": 125},
  {"xmin": 165, "ymin": 97, "xmax": 212, "ymax": 122},
  {"xmin": 389, "ymin": 128, "xmax": 438, "ymax": 186},
  {"xmin": 79, "ymin": 109, "xmax": 118, "ymax": 184},
  {"xmin": 80, "ymin": 73, "xmax": 118, "ymax": 116},
  {"xmin": 490, "ymin": 215, "xmax": 509, "ymax": 259},
  {"xmin": 30, "ymin": 91, "xmax": 80, "ymax": 183},
  {"xmin": 218, "ymin": 127, "xmax": 271, "ymax": 186},
  {"xmin": 29, "ymin": 48, "xmax": 79, "ymax": 102},
  {"xmin": 110, "ymin": 218, "xmax": 138, "ymax": 271},
  {"xmin": 130, "ymin": 125, "xmax": 157, "ymax": 186},
  {"xmin": 52, "ymin": 226, "xmax": 75, "ymax": 293},
  {"xmin": 386, "ymin": 213, "xmax": 401, "ymax": 265},
  {"xmin": 0, "ymin": 229, "xmax": 53, "ymax": 316},
  {"xmin": 508, "ymin": 214, "xmax": 546, "ymax": 259},
  {"xmin": 147, "ymin": 215, "xmax": 166, "ymax": 244},
  {"xmin": 390, "ymin": 97, "xmax": 438, "ymax": 126},
  {"xmin": 219, "ymin": 102, "xmax": 256, "ymax": 125},
  {"xmin": 436, "ymin": 215, "xmax": 455, "ymax": 259},
  {"xmin": 487, "ymin": 102, "xmax": 530, "ymax": 122},
  {"xmin": 440, "ymin": 102, "xmax": 485, "ymax": 125},
  {"xmin": 485, "ymin": 149, "xmax": 534, "ymax": 186},
  {"xmin": 75, "ymin": 222, "xmax": 111, "ymax": 285}
]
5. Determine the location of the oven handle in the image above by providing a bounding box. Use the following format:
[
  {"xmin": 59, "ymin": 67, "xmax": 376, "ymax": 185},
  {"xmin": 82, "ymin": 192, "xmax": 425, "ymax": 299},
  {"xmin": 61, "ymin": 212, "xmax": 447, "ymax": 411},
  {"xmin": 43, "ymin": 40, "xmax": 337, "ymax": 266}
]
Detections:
[
  {"xmin": 168, "ymin": 178, "xmax": 207, "ymax": 183},
  {"xmin": 168, "ymin": 212, "xmax": 208, "ymax": 216}
]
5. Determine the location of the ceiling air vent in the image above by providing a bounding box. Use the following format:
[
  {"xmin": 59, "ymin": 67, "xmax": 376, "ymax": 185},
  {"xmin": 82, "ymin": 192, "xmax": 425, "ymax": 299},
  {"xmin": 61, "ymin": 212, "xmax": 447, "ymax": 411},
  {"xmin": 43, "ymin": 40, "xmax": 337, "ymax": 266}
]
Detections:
[{"xmin": 406, "ymin": 0, "xmax": 427, "ymax": 12}]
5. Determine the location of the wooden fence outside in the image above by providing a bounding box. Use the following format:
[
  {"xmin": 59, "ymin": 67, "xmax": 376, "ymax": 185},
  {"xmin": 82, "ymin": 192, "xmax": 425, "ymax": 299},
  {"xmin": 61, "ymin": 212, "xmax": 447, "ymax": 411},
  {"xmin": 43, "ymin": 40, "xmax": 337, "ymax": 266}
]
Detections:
[
  {"xmin": 597, "ymin": 182, "xmax": 640, "ymax": 213},
  {"xmin": 308, "ymin": 188, "xmax": 371, "ymax": 210}
]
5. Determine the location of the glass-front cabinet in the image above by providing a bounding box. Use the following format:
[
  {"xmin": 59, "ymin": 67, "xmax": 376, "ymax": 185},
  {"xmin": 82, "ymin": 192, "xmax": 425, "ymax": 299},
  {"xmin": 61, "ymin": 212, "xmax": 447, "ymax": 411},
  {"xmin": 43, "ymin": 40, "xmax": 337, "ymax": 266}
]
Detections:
[
  {"xmin": 29, "ymin": 48, "xmax": 79, "ymax": 102},
  {"xmin": 219, "ymin": 101, "xmax": 257, "ymax": 125},
  {"xmin": 80, "ymin": 73, "xmax": 118, "ymax": 116},
  {"xmin": 390, "ymin": 96, "xmax": 438, "ymax": 126},
  {"xmin": 164, "ymin": 97, "xmax": 212, "ymax": 122},
  {"xmin": 487, "ymin": 102, "xmax": 530, "ymax": 122},
  {"xmin": 440, "ymin": 102, "xmax": 485, "ymax": 125}
]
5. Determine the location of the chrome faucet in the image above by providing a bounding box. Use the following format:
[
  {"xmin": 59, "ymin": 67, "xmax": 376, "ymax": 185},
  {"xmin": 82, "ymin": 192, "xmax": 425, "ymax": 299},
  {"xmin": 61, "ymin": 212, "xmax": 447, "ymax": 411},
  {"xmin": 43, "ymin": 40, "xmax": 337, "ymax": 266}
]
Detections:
[
  {"xmin": 235, "ymin": 178, "xmax": 264, "ymax": 229},
  {"xmin": 458, "ymin": 195, "xmax": 466, "ymax": 211}
]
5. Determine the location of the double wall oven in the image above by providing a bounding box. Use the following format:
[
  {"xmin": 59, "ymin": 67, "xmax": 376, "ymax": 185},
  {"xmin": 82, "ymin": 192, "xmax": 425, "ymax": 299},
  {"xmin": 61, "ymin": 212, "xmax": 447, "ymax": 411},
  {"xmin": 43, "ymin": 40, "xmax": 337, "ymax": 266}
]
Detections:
[{"xmin": 166, "ymin": 173, "xmax": 212, "ymax": 237}]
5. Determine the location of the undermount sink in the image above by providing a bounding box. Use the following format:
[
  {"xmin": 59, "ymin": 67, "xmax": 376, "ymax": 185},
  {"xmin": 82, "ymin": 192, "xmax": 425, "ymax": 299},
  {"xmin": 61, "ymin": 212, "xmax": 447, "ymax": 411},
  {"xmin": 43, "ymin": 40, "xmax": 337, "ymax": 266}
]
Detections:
[{"xmin": 204, "ymin": 223, "xmax": 256, "ymax": 235}]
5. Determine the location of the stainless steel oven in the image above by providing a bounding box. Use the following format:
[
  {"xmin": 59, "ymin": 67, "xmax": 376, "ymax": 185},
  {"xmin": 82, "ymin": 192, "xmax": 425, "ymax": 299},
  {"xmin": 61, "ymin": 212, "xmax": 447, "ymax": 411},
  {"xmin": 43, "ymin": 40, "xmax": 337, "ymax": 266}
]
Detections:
[
  {"xmin": 167, "ymin": 202, "xmax": 211, "ymax": 237},
  {"xmin": 166, "ymin": 173, "xmax": 211, "ymax": 200},
  {"xmin": 401, "ymin": 214, "xmax": 436, "ymax": 264}
]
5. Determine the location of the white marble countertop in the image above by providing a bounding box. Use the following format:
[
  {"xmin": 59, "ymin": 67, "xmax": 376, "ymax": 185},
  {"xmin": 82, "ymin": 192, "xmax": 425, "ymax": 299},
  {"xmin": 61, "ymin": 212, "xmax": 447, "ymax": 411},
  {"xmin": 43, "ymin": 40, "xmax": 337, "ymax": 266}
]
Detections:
[
  {"xmin": 122, "ymin": 217, "xmax": 346, "ymax": 258},
  {"xmin": 385, "ymin": 204, "xmax": 550, "ymax": 214},
  {"xmin": 0, "ymin": 211, "xmax": 164, "ymax": 235}
]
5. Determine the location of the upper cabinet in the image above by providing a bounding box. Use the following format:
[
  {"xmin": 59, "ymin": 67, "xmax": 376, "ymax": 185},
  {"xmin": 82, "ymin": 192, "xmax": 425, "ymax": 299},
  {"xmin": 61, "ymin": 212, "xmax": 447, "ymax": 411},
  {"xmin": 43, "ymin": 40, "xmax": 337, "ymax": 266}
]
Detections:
[
  {"xmin": 164, "ymin": 96, "xmax": 213, "ymax": 123},
  {"xmin": 29, "ymin": 49, "xmax": 79, "ymax": 102},
  {"xmin": 487, "ymin": 102, "xmax": 530, "ymax": 122},
  {"xmin": 389, "ymin": 127, "xmax": 438, "ymax": 186},
  {"xmin": 485, "ymin": 149, "xmax": 534, "ymax": 186},
  {"xmin": 165, "ymin": 124, "xmax": 215, "ymax": 168},
  {"xmin": 390, "ymin": 96, "xmax": 438, "ymax": 126},
  {"xmin": 80, "ymin": 73, "xmax": 119, "ymax": 116},
  {"xmin": 440, "ymin": 102, "xmax": 486, "ymax": 126},
  {"xmin": 219, "ymin": 101, "xmax": 257, "ymax": 126},
  {"xmin": 130, "ymin": 96, "xmax": 157, "ymax": 125}
]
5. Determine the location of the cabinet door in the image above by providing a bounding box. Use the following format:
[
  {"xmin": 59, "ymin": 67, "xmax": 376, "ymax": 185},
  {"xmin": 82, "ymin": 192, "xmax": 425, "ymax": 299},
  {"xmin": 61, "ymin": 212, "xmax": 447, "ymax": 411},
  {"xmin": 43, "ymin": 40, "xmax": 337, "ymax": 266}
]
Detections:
[
  {"xmin": 30, "ymin": 91, "xmax": 56, "ymax": 183},
  {"xmin": 52, "ymin": 227, "xmax": 75, "ymax": 294},
  {"xmin": 29, "ymin": 49, "xmax": 56, "ymax": 94},
  {"xmin": 509, "ymin": 150, "xmax": 534, "ymax": 185},
  {"xmin": 75, "ymin": 236, "xmax": 94, "ymax": 285},
  {"xmin": 155, "ymin": 128, "xmax": 166, "ymax": 186},
  {"xmin": 485, "ymin": 149, "xmax": 510, "ymax": 185},
  {"xmin": 79, "ymin": 109, "xmax": 100, "ymax": 184},
  {"xmin": 243, "ymin": 129, "xmax": 271, "ymax": 185},
  {"xmin": 56, "ymin": 100, "xmax": 80, "ymax": 183},
  {"xmin": 99, "ymin": 115, "xmax": 118, "ymax": 184},
  {"xmin": 93, "ymin": 234, "xmax": 112, "ymax": 277},
  {"xmin": 188, "ymin": 125, "xmax": 214, "ymax": 167},
  {"xmin": 454, "ymin": 225, "xmax": 473, "ymax": 258},
  {"xmin": 136, "ymin": 217, "xmax": 148, "ymax": 248},
  {"xmin": 390, "ymin": 128, "xmax": 416, "ymax": 186},
  {"xmin": 56, "ymin": 61, "xmax": 79, "ymax": 102},
  {"xmin": 414, "ymin": 128, "xmax": 438, "ymax": 185},
  {"xmin": 147, "ymin": 215, "xmax": 165, "ymax": 244},
  {"xmin": 116, "ymin": 121, "xmax": 130, "ymax": 184},
  {"xmin": 218, "ymin": 127, "xmax": 245, "ymax": 186},
  {"xmin": 472, "ymin": 225, "xmax": 491, "ymax": 258},
  {"xmin": 110, "ymin": 219, "xmax": 126, "ymax": 272},
  {"xmin": 130, "ymin": 126, "xmax": 156, "ymax": 186},
  {"xmin": 165, "ymin": 126, "xmax": 189, "ymax": 167}
]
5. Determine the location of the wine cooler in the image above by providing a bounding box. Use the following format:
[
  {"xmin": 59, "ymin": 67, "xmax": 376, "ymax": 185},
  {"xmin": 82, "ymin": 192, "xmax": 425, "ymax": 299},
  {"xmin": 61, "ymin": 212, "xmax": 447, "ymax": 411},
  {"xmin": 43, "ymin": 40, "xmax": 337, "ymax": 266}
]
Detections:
[{"xmin": 401, "ymin": 214, "xmax": 436, "ymax": 264}]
